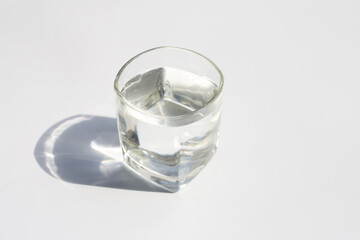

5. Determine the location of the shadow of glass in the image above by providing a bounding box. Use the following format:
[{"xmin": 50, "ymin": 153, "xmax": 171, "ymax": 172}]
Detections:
[{"xmin": 34, "ymin": 114, "xmax": 170, "ymax": 193}]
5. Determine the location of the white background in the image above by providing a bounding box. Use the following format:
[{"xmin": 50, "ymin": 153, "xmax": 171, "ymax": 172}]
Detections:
[{"xmin": 1, "ymin": 0, "xmax": 360, "ymax": 239}]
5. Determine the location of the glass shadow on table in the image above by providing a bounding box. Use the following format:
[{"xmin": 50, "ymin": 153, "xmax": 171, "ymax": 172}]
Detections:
[{"xmin": 34, "ymin": 114, "xmax": 170, "ymax": 193}]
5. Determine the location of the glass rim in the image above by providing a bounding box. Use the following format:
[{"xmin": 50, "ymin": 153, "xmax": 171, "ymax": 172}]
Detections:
[{"xmin": 114, "ymin": 46, "xmax": 224, "ymax": 121}]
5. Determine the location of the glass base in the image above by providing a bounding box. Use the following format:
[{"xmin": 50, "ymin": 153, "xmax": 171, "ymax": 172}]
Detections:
[{"xmin": 123, "ymin": 155, "xmax": 209, "ymax": 192}]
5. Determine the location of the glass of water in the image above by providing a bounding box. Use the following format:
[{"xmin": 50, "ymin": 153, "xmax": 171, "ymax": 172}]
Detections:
[{"xmin": 114, "ymin": 46, "xmax": 224, "ymax": 192}]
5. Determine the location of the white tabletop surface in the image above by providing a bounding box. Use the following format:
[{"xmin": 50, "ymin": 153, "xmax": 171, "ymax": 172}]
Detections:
[{"xmin": 1, "ymin": 0, "xmax": 360, "ymax": 239}]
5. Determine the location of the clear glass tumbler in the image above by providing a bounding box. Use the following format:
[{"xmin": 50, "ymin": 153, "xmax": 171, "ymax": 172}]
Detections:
[{"xmin": 114, "ymin": 46, "xmax": 224, "ymax": 192}]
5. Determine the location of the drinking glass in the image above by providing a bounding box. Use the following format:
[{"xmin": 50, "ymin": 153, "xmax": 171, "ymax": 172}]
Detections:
[{"xmin": 114, "ymin": 46, "xmax": 224, "ymax": 192}]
